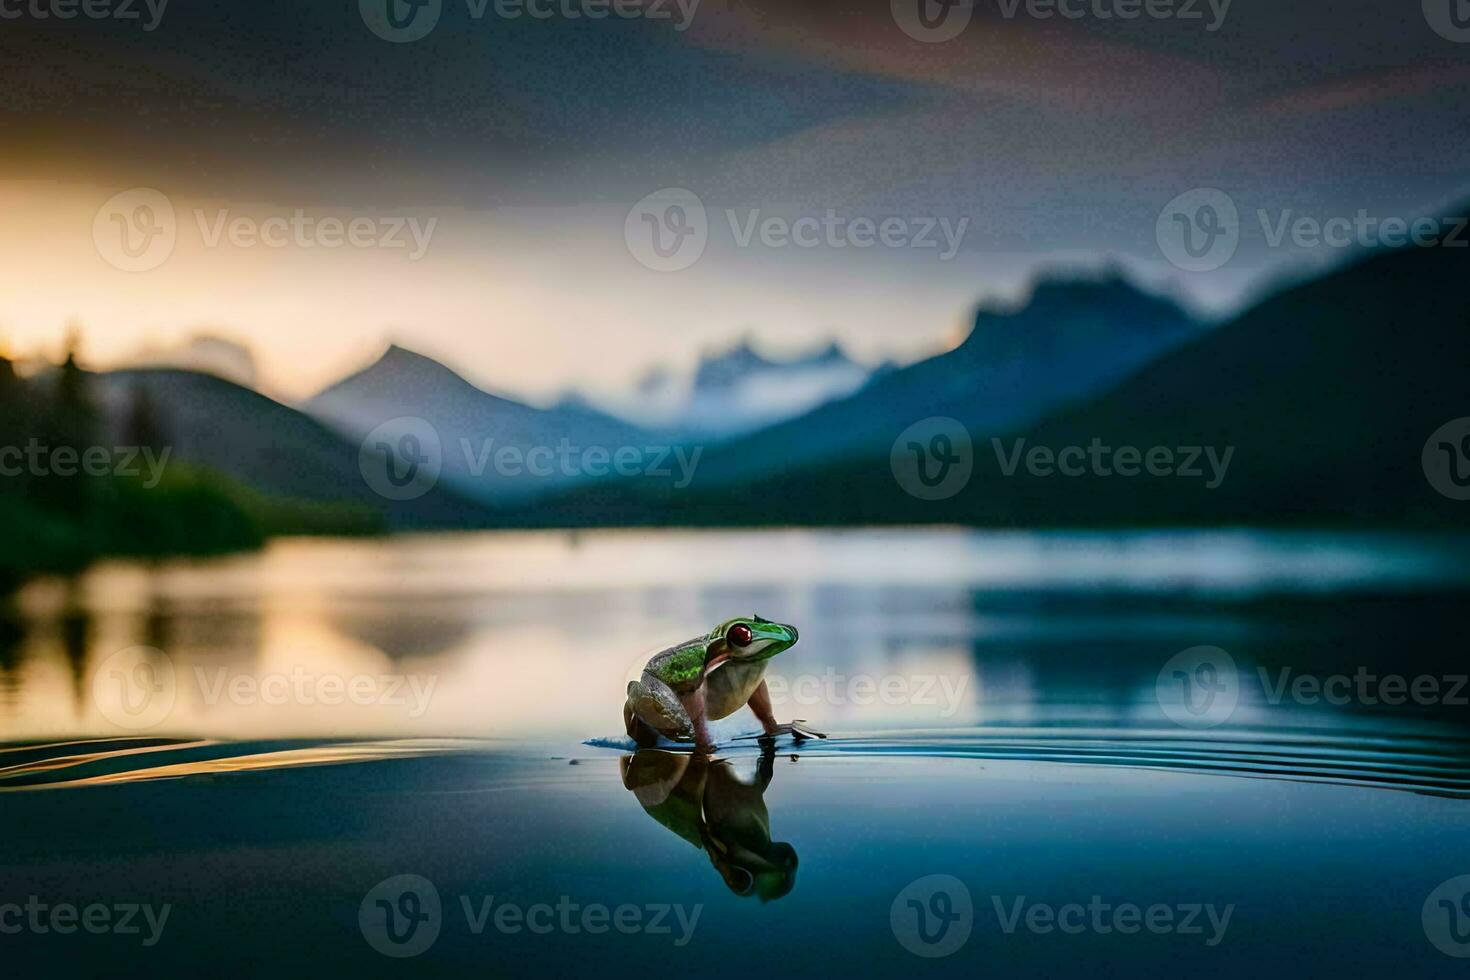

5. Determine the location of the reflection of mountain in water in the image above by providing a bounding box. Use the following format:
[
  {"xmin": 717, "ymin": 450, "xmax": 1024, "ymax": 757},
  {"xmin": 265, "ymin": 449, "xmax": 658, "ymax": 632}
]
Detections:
[{"xmin": 323, "ymin": 607, "xmax": 477, "ymax": 662}]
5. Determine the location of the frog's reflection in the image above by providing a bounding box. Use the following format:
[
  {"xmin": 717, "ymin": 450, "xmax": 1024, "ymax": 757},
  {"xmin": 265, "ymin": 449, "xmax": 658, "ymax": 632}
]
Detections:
[{"xmin": 620, "ymin": 747, "xmax": 798, "ymax": 903}]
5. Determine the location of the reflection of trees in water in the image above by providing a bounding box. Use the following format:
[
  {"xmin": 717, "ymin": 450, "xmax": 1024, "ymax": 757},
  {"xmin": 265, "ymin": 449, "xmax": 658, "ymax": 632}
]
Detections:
[
  {"xmin": 0, "ymin": 609, "xmax": 22, "ymax": 678},
  {"xmin": 323, "ymin": 607, "xmax": 476, "ymax": 662},
  {"xmin": 152, "ymin": 609, "xmax": 262, "ymax": 667},
  {"xmin": 61, "ymin": 578, "xmax": 92, "ymax": 715}
]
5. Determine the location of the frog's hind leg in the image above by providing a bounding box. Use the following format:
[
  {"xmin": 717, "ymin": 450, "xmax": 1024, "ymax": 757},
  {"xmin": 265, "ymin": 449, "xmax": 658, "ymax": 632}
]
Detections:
[{"xmin": 625, "ymin": 675, "xmax": 693, "ymax": 745}]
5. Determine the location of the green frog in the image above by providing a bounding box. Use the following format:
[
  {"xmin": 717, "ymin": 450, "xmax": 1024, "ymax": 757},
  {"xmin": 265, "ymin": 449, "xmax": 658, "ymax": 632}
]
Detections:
[{"xmin": 623, "ymin": 616, "xmax": 825, "ymax": 751}]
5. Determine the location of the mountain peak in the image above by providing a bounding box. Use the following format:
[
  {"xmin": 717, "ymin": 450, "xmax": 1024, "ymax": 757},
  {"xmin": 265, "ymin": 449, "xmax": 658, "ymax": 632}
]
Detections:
[
  {"xmin": 956, "ymin": 270, "xmax": 1195, "ymax": 358},
  {"xmin": 692, "ymin": 338, "xmax": 858, "ymax": 392}
]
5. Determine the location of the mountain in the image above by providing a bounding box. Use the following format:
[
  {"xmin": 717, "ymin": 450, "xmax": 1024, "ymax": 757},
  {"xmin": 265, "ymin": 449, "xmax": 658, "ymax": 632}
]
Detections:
[
  {"xmin": 120, "ymin": 333, "xmax": 259, "ymax": 389},
  {"xmin": 632, "ymin": 270, "xmax": 1203, "ymax": 489},
  {"xmin": 600, "ymin": 339, "xmax": 883, "ymax": 441},
  {"xmin": 93, "ymin": 368, "xmax": 489, "ymax": 529},
  {"xmin": 305, "ymin": 344, "xmax": 651, "ymax": 503},
  {"xmin": 515, "ymin": 231, "xmax": 1470, "ymax": 528}
]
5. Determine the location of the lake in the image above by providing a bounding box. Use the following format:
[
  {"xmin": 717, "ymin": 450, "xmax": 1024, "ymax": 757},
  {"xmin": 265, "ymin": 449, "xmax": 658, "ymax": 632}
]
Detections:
[{"xmin": 3, "ymin": 528, "xmax": 1470, "ymax": 975}]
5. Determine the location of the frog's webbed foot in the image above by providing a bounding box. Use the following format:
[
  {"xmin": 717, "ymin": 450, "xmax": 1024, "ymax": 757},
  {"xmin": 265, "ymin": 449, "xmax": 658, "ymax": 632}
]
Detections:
[{"xmin": 737, "ymin": 720, "xmax": 827, "ymax": 742}]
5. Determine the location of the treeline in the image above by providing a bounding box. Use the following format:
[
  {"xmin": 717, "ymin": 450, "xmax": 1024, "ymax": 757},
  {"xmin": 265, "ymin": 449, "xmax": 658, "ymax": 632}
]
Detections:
[{"xmin": 0, "ymin": 335, "xmax": 378, "ymax": 590}]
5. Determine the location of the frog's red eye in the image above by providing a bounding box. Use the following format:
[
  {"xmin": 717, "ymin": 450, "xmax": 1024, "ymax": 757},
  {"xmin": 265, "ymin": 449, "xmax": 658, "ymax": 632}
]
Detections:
[{"xmin": 727, "ymin": 624, "xmax": 754, "ymax": 648}]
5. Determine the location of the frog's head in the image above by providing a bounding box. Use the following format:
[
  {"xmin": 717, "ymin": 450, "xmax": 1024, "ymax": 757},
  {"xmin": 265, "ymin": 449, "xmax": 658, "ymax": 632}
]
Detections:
[{"xmin": 708, "ymin": 615, "xmax": 798, "ymax": 665}]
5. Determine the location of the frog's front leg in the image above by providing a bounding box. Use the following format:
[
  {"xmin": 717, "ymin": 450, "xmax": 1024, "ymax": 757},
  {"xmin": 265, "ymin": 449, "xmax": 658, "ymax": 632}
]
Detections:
[
  {"xmin": 748, "ymin": 679, "xmax": 827, "ymax": 741},
  {"xmin": 680, "ymin": 683, "xmax": 716, "ymax": 753}
]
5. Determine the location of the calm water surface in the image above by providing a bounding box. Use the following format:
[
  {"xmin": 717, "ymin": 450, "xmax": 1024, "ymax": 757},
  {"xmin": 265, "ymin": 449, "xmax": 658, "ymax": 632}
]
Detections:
[{"xmin": 3, "ymin": 529, "xmax": 1470, "ymax": 976}]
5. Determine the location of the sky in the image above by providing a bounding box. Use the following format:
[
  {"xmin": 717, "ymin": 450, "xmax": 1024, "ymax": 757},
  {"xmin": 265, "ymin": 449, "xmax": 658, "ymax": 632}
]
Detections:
[{"xmin": 0, "ymin": 0, "xmax": 1467, "ymax": 402}]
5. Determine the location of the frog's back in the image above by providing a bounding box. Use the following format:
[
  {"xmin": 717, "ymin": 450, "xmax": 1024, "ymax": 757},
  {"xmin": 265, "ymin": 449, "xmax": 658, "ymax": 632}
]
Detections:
[{"xmin": 644, "ymin": 637, "xmax": 709, "ymax": 692}]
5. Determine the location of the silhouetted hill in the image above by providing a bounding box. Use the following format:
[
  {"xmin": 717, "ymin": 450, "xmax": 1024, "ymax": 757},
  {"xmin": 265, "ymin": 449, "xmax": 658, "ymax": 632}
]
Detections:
[{"xmin": 96, "ymin": 367, "xmax": 491, "ymax": 529}]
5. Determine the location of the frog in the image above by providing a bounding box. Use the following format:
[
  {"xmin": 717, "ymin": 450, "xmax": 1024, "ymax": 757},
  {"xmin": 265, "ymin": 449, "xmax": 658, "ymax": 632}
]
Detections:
[{"xmin": 623, "ymin": 616, "xmax": 825, "ymax": 751}]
